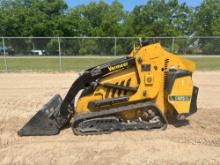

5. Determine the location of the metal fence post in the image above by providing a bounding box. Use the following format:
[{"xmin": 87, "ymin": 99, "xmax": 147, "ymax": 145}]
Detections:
[
  {"xmin": 171, "ymin": 37, "xmax": 175, "ymax": 53},
  {"xmin": 58, "ymin": 37, "xmax": 62, "ymax": 71},
  {"xmin": 114, "ymin": 37, "xmax": 117, "ymax": 56},
  {"xmin": 184, "ymin": 37, "xmax": 188, "ymax": 56},
  {"xmin": 2, "ymin": 37, "xmax": 8, "ymax": 72}
]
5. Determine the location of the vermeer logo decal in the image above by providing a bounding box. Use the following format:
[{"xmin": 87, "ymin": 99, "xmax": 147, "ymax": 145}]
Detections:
[{"xmin": 108, "ymin": 62, "xmax": 128, "ymax": 72}]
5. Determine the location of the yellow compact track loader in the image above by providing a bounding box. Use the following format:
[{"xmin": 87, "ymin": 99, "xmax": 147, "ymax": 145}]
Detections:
[{"xmin": 18, "ymin": 42, "xmax": 199, "ymax": 136}]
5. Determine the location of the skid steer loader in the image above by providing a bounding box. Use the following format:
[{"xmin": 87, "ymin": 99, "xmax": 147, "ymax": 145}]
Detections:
[{"xmin": 18, "ymin": 42, "xmax": 198, "ymax": 136}]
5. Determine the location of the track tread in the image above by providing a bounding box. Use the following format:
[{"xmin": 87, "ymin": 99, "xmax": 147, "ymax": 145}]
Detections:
[{"xmin": 72, "ymin": 102, "xmax": 167, "ymax": 135}]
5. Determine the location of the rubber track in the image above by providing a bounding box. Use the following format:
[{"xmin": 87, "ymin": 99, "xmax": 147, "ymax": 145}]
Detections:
[{"xmin": 72, "ymin": 102, "xmax": 167, "ymax": 135}]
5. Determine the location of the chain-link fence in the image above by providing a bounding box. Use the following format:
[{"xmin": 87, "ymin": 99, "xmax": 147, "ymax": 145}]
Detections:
[{"xmin": 0, "ymin": 36, "xmax": 219, "ymax": 72}]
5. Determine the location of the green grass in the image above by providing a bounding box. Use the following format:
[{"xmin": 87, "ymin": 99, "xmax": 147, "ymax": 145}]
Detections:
[
  {"xmin": 0, "ymin": 56, "xmax": 220, "ymax": 72},
  {"xmin": 62, "ymin": 58, "xmax": 113, "ymax": 71},
  {"xmin": 187, "ymin": 57, "xmax": 220, "ymax": 70},
  {"xmin": 1, "ymin": 57, "xmax": 60, "ymax": 72},
  {"xmin": 0, "ymin": 56, "xmax": 114, "ymax": 72},
  {"xmin": 0, "ymin": 57, "xmax": 6, "ymax": 71}
]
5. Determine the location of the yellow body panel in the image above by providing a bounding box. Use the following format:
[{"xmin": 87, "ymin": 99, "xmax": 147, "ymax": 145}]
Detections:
[
  {"xmin": 168, "ymin": 76, "xmax": 193, "ymax": 113},
  {"xmin": 75, "ymin": 43, "xmax": 196, "ymax": 120}
]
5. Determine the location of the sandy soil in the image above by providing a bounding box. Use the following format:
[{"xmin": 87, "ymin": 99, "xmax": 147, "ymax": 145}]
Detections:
[{"xmin": 0, "ymin": 72, "xmax": 220, "ymax": 165}]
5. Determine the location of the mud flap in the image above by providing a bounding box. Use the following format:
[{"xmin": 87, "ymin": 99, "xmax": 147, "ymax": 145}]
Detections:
[
  {"xmin": 18, "ymin": 95, "xmax": 64, "ymax": 136},
  {"xmin": 189, "ymin": 86, "xmax": 199, "ymax": 114}
]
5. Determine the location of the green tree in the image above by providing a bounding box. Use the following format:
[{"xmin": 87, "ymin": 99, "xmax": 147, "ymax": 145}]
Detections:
[
  {"xmin": 128, "ymin": 0, "xmax": 193, "ymax": 37},
  {"xmin": 193, "ymin": 0, "xmax": 220, "ymax": 54},
  {"xmin": 0, "ymin": 0, "xmax": 68, "ymax": 37},
  {"xmin": 64, "ymin": 1, "xmax": 125, "ymax": 55},
  {"xmin": 193, "ymin": 0, "xmax": 220, "ymax": 36},
  {"xmin": 65, "ymin": 0, "xmax": 125, "ymax": 37}
]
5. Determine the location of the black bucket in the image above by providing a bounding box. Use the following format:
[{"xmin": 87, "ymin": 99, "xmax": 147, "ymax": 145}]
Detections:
[{"xmin": 18, "ymin": 94, "xmax": 65, "ymax": 136}]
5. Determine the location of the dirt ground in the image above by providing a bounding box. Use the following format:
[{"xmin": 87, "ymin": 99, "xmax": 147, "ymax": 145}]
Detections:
[{"xmin": 0, "ymin": 71, "xmax": 220, "ymax": 165}]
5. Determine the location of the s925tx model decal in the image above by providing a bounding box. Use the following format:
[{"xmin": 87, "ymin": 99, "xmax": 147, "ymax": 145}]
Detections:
[{"xmin": 169, "ymin": 96, "xmax": 191, "ymax": 101}]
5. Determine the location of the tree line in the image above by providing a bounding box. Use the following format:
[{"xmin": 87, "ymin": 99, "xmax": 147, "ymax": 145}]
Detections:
[
  {"xmin": 0, "ymin": 0, "xmax": 219, "ymax": 37},
  {"xmin": 0, "ymin": 0, "xmax": 219, "ymax": 55}
]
